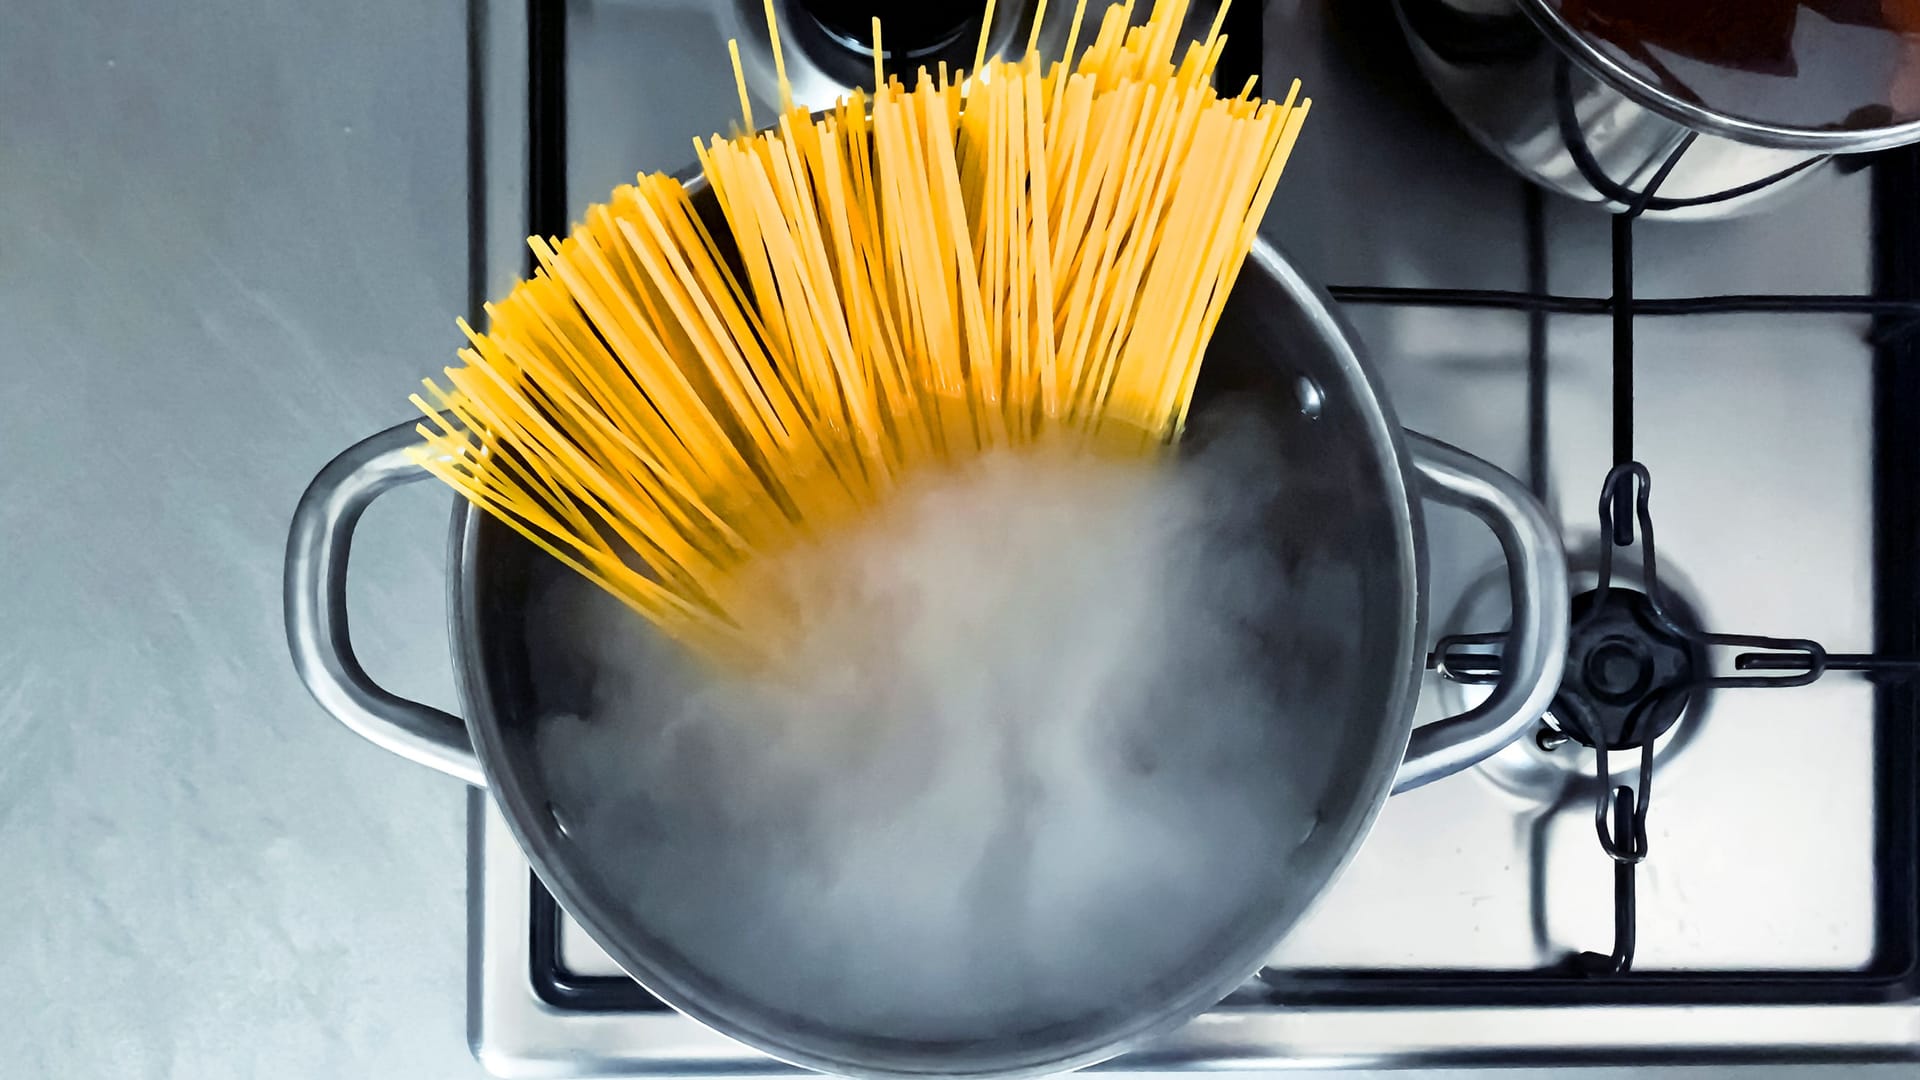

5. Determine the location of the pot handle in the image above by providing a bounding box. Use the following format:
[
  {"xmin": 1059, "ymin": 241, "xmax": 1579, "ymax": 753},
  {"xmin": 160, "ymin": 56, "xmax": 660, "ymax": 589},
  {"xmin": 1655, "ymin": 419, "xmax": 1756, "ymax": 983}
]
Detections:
[
  {"xmin": 284, "ymin": 420, "xmax": 487, "ymax": 787},
  {"xmin": 1394, "ymin": 433, "xmax": 1570, "ymax": 794}
]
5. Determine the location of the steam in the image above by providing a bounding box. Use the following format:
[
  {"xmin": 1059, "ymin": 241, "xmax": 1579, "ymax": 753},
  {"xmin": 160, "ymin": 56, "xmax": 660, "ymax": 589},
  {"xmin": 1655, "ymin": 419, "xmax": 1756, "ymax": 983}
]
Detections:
[{"xmin": 525, "ymin": 420, "xmax": 1342, "ymax": 1045}]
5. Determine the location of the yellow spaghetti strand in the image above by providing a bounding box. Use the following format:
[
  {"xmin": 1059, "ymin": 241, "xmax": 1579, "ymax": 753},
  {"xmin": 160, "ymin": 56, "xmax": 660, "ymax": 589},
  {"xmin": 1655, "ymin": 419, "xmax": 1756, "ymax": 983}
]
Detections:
[
  {"xmin": 728, "ymin": 39, "xmax": 754, "ymax": 134},
  {"xmin": 762, "ymin": 0, "xmax": 792, "ymax": 115},
  {"xmin": 1027, "ymin": 0, "xmax": 1051, "ymax": 58},
  {"xmin": 974, "ymin": 0, "xmax": 1001, "ymax": 78}
]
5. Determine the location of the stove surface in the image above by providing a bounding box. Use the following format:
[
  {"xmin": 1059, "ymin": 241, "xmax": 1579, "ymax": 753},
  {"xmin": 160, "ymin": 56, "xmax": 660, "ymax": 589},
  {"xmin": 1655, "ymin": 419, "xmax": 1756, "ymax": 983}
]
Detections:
[{"xmin": 468, "ymin": 0, "xmax": 1920, "ymax": 1073}]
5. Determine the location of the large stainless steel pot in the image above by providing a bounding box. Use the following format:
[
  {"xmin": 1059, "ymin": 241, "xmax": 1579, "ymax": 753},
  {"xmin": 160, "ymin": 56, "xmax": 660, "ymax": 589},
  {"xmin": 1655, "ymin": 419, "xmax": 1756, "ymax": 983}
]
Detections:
[
  {"xmin": 284, "ymin": 212, "xmax": 1569, "ymax": 1077},
  {"xmin": 1396, "ymin": 0, "xmax": 1920, "ymax": 219}
]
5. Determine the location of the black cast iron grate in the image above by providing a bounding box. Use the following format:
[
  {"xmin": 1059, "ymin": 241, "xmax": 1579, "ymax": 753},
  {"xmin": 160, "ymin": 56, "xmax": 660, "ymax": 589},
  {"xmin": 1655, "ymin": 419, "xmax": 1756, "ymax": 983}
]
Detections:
[{"xmin": 514, "ymin": 0, "xmax": 1920, "ymax": 1014}]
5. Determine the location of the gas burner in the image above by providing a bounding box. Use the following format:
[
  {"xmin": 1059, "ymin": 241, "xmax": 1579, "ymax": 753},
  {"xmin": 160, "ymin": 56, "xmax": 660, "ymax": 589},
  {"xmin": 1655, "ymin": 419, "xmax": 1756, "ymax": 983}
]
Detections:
[
  {"xmin": 1432, "ymin": 460, "xmax": 1919, "ymax": 976},
  {"xmin": 1549, "ymin": 586, "xmax": 1700, "ymax": 752},
  {"xmin": 1431, "ymin": 460, "xmax": 1757, "ymax": 810},
  {"xmin": 723, "ymin": 1, "xmax": 1065, "ymax": 114},
  {"xmin": 1435, "ymin": 462, "xmax": 1841, "ymax": 726},
  {"xmin": 799, "ymin": 0, "xmax": 980, "ymax": 60},
  {"xmin": 1434, "ymin": 556, "xmax": 1714, "ymax": 805}
]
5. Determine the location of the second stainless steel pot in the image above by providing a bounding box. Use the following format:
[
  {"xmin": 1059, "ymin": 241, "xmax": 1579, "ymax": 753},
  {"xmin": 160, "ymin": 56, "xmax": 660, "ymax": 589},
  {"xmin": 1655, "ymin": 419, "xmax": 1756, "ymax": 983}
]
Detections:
[
  {"xmin": 1397, "ymin": 0, "xmax": 1920, "ymax": 219},
  {"xmin": 285, "ymin": 197, "xmax": 1569, "ymax": 1076}
]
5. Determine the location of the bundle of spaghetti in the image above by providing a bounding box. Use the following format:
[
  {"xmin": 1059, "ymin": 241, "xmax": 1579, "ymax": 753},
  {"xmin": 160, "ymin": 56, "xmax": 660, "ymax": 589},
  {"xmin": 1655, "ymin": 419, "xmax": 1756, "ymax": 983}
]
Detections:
[{"xmin": 410, "ymin": 0, "xmax": 1310, "ymax": 663}]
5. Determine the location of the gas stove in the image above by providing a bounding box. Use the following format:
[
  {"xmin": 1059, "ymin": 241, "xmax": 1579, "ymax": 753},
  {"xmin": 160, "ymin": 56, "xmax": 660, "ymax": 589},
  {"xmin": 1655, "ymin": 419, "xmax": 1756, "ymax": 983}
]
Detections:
[{"xmin": 465, "ymin": 0, "xmax": 1920, "ymax": 1072}]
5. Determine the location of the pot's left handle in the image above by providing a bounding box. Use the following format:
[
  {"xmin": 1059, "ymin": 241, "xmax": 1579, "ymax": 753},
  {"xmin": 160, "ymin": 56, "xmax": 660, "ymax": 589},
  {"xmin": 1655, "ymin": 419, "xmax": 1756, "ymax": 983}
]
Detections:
[
  {"xmin": 1394, "ymin": 432, "xmax": 1569, "ymax": 794},
  {"xmin": 284, "ymin": 420, "xmax": 486, "ymax": 787}
]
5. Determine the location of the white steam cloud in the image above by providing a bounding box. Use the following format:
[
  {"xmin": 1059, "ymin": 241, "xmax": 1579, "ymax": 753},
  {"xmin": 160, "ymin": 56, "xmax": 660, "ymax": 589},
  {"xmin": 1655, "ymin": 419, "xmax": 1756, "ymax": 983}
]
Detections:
[{"xmin": 525, "ymin": 419, "xmax": 1353, "ymax": 1047}]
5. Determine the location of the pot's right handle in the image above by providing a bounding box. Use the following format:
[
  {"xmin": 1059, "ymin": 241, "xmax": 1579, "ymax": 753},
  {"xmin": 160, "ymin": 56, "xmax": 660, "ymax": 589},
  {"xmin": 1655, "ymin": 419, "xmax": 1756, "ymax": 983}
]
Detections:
[
  {"xmin": 284, "ymin": 420, "xmax": 486, "ymax": 788},
  {"xmin": 1394, "ymin": 432, "xmax": 1570, "ymax": 794}
]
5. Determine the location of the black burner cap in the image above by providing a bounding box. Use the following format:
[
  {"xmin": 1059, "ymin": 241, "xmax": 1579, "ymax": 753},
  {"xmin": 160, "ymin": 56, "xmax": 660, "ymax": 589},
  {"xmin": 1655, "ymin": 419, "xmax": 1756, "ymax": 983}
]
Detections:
[{"xmin": 1553, "ymin": 587, "xmax": 1702, "ymax": 751}]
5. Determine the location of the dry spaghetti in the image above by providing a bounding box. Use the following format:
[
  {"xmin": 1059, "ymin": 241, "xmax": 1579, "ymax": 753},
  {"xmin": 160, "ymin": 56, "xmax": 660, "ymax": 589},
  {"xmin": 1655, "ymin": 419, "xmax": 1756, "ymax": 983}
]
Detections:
[{"xmin": 410, "ymin": 0, "xmax": 1310, "ymax": 662}]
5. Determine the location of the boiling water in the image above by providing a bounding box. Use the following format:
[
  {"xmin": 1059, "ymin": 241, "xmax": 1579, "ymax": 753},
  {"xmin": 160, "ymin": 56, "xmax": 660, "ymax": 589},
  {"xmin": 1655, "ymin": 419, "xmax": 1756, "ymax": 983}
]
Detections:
[
  {"xmin": 1550, "ymin": 0, "xmax": 1920, "ymax": 130},
  {"xmin": 522, "ymin": 418, "xmax": 1364, "ymax": 1044}
]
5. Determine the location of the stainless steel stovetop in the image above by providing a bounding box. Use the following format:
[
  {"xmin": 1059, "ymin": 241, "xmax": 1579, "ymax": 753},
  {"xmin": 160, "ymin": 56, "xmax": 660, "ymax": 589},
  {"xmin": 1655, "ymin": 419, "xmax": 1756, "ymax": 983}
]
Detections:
[{"xmin": 464, "ymin": 0, "xmax": 1920, "ymax": 1073}]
